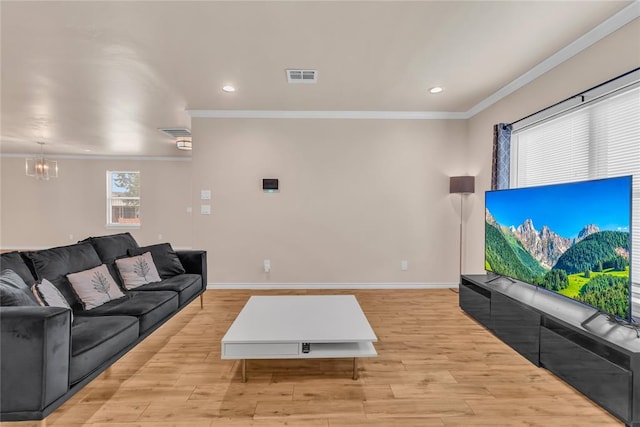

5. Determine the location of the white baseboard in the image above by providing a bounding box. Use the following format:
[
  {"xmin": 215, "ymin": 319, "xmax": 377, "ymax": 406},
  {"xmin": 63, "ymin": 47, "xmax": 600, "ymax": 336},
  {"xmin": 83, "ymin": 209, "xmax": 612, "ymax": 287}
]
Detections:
[{"xmin": 206, "ymin": 282, "xmax": 458, "ymax": 290}]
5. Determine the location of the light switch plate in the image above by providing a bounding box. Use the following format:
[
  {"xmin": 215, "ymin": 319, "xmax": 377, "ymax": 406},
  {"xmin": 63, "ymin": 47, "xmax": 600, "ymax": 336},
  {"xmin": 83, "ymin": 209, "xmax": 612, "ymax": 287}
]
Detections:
[
  {"xmin": 200, "ymin": 204, "xmax": 211, "ymax": 215},
  {"xmin": 200, "ymin": 190, "xmax": 211, "ymax": 200}
]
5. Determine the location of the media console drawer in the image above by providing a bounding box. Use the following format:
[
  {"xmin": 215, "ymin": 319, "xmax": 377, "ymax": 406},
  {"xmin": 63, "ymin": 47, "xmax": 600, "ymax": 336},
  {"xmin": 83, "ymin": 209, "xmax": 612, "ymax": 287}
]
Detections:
[
  {"xmin": 540, "ymin": 327, "xmax": 632, "ymax": 422},
  {"xmin": 459, "ymin": 280, "xmax": 490, "ymax": 325}
]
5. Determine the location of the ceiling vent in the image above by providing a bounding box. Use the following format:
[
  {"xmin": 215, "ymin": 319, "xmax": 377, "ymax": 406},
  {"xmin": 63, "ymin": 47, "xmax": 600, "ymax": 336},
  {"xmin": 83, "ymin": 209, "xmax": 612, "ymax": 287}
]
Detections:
[
  {"xmin": 286, "ymin": 69, "xmax": 317, "ymax": 84},
  {"xmin": 158, "ymin": 127, "xmax": 191, "ymax": 138}
]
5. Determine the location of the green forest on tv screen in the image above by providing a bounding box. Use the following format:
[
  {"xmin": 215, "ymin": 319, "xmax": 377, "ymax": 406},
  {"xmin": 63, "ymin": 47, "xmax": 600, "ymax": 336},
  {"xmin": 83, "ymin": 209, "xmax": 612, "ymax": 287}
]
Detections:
[{"xmin": 485, "ymin": 177, "xmax": 632, "ymax": 320}]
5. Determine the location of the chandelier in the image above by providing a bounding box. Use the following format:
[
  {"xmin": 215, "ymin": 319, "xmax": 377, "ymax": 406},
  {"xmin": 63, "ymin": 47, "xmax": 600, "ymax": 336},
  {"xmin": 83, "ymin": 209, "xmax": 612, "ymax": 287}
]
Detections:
[{"xmin": 25, "ymin": 142, "xmax": 58, "ymax": 180}]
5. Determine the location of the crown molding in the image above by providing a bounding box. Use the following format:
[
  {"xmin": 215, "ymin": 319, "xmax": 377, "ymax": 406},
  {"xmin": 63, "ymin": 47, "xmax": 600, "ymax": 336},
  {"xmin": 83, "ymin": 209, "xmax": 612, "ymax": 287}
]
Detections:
[
  {"xmin": 465, "ymin": 1, "xmax": 640, "ymax": 117},
  {"xmin": 0, "ymin": 153, "xmax": 191, "ymax": 161},
  {"xmin": 187, "ymin": 110, "xmax": 468, "ymax": 120}
]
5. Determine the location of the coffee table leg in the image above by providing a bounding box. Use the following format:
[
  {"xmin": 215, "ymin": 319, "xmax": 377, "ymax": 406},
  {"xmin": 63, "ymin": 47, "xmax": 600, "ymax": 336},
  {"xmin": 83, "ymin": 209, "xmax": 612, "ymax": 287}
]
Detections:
[
  {"xmin": 352, "ymin": 357, "xmax": 358, "ymax": 380},
  {"xmin": 242, "ymin": 359, "xmax": 247, "ymax": 383}
]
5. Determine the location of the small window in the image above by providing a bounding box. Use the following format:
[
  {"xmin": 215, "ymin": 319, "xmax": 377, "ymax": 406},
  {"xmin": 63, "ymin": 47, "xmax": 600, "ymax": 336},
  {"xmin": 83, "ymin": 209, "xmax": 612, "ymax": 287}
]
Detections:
[{"xmin": 107, "ymin": 171, "xmax": 140, "ymax": 227}]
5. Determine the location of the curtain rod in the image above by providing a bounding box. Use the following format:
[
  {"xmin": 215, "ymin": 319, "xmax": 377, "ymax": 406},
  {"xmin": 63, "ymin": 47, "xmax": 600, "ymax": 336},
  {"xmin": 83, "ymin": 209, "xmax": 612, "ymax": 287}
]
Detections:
[{"xmin": 507, "ymin": 67, "xmax": 640, "ymax": 128}]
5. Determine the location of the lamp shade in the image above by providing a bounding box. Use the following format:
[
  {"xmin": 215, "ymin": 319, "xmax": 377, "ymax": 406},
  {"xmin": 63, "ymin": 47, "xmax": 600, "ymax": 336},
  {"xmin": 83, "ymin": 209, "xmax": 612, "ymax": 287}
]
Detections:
[{"xmin": 449, "ymin": 176, "xmax": 475, "ymax": 194}]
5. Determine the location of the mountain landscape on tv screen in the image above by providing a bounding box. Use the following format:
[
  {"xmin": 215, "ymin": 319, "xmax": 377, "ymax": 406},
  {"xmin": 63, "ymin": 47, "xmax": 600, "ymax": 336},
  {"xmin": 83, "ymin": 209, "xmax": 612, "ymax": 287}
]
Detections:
[{"xmin": 485, "ymin": 209, "xmax": 631, "ymax": 319}]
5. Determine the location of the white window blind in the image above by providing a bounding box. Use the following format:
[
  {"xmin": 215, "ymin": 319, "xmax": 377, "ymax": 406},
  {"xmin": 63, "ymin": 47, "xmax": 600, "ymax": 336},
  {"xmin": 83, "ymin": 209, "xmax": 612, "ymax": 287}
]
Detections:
[{"xmin": 511, "ymin": 86, "xmax": 640, "ymax": 319}]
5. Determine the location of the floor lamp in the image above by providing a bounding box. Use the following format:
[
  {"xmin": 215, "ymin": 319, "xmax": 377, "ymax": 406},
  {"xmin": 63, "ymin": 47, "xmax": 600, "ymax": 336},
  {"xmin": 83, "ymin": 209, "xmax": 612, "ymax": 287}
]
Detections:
[{"xmin": 450, "ymin": 176, "xmax": 475, "ymax": 281}]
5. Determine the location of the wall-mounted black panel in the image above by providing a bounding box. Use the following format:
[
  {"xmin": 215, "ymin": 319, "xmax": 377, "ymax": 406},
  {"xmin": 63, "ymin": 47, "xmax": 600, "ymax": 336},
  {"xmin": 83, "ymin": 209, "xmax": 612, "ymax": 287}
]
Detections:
[
  {"xmin": 459, "ymin": 280, "xmax": 491, "ymax": 326},
  {"xmin": 491, "ymin": 292, "xmax": 541, "ymax": 366},
  {"xmin": 262, "ymin": 179, "xmax": 279, "ymax": 191},
  {"xmin": 540, "ymin": 327, "xmax": 632, "ymax": 422}
]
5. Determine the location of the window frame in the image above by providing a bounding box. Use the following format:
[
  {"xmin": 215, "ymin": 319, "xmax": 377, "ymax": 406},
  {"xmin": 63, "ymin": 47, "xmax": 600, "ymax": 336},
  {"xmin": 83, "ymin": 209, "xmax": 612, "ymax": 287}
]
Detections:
[{"xmin": 106, "ymin": 170, "xmax": 141, "ymax": 228}]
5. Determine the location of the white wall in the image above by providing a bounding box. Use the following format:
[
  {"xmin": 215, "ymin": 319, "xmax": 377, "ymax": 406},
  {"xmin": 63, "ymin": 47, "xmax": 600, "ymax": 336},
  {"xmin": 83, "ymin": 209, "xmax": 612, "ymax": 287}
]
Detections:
[
  {"xmin": 0, "ymin": 157, "xmax": 193, "ymax": 249},
  {"xmin": 191, "ymin": 118, "xmax": 468, "ymax": 285}
]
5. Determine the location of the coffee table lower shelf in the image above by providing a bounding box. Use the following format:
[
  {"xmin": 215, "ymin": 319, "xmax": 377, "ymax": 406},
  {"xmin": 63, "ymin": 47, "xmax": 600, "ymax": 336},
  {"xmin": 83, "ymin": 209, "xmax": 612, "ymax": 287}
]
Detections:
[{"xmin": 222, "ymin": 341, "xmax": 377, "ymax": 382}]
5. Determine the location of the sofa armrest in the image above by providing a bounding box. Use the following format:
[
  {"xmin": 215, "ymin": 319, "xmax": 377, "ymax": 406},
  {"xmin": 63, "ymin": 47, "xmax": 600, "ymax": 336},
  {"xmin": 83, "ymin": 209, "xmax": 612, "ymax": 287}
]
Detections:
[
  {"xmin": 176, "ymin": 250, "xmax": 207, "ymax": 290},
  {"xmin": 0, "ymin": 306, "xmax": 71, "ymax": 418}
]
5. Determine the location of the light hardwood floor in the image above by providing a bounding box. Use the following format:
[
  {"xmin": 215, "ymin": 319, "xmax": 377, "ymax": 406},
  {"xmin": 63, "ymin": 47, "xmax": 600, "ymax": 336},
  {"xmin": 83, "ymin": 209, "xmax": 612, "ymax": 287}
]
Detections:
[{"xmin": 2, "ymin": 289, "xmax": 623, "ymax": 426}]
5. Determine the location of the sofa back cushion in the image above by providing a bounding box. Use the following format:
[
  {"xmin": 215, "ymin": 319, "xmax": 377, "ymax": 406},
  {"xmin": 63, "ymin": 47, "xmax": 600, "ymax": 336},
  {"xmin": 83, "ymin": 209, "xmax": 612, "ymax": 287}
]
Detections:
[
  {"xmin": 80, "ymin": 232, "xmax": 139, "ymax": 261},
  {"xmin": 25, "ymin": 242, "xmax": 102, "ymax": 310},
  {"xmin": 0, "ymin": 252, "xmax": 36, "ymax": 286},
  {"xmin": 80, "ymin": 232, "xmax": 139, "ymax": 288}
]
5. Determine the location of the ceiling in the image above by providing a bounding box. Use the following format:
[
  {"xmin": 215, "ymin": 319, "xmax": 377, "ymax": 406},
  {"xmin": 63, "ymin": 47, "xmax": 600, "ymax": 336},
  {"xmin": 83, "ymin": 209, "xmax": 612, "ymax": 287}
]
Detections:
[{"xmin": 0, "ymin": 1, "xmax": 635, "ymax": 158}]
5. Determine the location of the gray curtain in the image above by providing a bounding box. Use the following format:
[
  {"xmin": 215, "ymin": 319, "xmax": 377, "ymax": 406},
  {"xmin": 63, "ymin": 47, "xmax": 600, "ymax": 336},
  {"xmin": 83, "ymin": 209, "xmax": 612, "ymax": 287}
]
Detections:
[{"xmin": 491, "ymin": 123, "xmax": 512, "ymax": 190}]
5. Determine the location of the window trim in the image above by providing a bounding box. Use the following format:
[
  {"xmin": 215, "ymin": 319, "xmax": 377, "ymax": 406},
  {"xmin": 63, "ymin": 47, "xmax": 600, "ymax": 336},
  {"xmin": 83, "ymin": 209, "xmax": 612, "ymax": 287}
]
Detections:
[{"xmin": 106, "ymin": 170, "xmax": 141, "ymax": 229}]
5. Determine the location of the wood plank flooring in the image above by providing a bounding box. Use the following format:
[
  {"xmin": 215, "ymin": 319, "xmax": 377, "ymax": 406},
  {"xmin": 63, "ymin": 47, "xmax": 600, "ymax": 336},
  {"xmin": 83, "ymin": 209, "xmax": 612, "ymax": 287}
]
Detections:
[{"xmin": 1, "ymin": 289, "xmax": 623, "ymax": 426}]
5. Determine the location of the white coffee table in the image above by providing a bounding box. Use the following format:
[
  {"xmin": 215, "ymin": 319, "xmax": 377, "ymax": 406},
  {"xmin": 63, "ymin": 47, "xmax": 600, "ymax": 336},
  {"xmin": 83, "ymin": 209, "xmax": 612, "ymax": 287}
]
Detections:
[{"xmin": 221, "ymin": 295, "xmax": 377, "ymax": 381}]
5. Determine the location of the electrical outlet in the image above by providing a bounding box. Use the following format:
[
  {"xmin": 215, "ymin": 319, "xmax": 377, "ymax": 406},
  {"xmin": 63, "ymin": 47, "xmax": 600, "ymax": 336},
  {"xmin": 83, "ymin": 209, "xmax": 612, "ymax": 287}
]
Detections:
[
  {"xmin": 264, "ymin": 259, "xmax": 271, "ymax": 273},
  {"xmin": 158, "ymin": 234, "xmax": 163, "ymax": 241},
  {"xmin": 401, "ymin": 260, "xmax": 408, "ymax": 271}
]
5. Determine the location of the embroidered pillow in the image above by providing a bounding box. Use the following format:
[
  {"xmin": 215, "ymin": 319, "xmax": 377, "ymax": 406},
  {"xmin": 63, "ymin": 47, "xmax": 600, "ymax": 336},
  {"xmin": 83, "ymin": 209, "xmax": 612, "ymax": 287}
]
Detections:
[
  {"xmin": 66, "ymin": 264, "xmax": 125, "ymax": 310},
  {"xmin": 128, "ymin": 243, "xmax": 185, "ymax": 279},
  {"xmin": 32, "ymin": 278, "xmax": 74, "ymax": 322},
  {"xmin": 115, "ymin": 252, "xmax": 161, "ymax": 290}
]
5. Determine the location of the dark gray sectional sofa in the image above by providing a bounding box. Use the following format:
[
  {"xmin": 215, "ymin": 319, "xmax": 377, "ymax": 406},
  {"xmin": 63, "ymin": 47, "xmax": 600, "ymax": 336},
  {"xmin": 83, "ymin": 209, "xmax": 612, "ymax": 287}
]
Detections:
[{"xmin": 0, "ymin": 233, "xmax": 207, "ymax": 421}]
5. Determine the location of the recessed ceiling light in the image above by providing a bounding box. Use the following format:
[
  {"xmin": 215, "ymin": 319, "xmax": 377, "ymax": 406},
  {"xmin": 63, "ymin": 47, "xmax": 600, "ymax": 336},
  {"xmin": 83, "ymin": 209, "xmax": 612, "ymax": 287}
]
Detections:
[
  {"xmin": 222, "ymin": 85, "xmax": 236, "ymax": 93},
  {"xmin": 429, "ymin": 86, "xmax": 444, "ymax": 94}
]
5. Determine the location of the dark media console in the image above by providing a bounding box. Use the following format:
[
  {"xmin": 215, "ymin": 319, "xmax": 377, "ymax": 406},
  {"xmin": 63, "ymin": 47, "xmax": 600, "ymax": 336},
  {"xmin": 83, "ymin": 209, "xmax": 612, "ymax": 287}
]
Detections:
[{"xmin": 460, "ymin": 274, "xmax": 640, "ymax": 427}]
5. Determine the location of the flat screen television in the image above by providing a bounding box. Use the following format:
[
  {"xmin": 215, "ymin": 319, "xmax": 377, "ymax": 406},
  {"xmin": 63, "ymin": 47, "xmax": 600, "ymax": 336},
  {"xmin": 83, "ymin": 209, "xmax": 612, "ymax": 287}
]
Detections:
[{"xmin": 485, "ymin": 176, "xmax": 633, "ymax": 322}]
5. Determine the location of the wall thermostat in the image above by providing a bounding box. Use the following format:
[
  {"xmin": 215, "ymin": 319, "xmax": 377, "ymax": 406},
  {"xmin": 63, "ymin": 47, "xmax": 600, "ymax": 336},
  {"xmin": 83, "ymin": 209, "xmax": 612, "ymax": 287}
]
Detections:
[{"xmin": 262, "ymin": 178, "xmax": 279, "ymax": 192}]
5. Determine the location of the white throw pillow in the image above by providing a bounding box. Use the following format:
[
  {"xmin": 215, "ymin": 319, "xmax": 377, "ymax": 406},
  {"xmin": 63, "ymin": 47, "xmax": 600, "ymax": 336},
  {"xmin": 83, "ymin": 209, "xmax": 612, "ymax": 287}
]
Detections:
[
  {"xmin": 115, "ymin": 252, "xmax": 161, "ymax": 290},
  {"xmin": 32, "ymin": 278, "xmax": 74, "ymax": 322},
  {"xmin": 66, "ymin": 264, "xmax": 125, "ymax": 310}
]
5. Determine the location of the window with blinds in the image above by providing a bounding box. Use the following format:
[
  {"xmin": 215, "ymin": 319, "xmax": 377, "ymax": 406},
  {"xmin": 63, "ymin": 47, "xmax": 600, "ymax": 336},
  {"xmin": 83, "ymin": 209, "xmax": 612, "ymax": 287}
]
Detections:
[{"xmin": 511, "ymin": 85, "xmax": 640, "ymax": 319}]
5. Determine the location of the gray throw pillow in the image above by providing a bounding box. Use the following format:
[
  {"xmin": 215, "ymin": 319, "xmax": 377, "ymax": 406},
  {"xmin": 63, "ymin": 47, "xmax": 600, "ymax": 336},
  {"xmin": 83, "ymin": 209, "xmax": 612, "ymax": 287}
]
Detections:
[
  {"xmin": 32, "ymin": 278, "xmax": 74, "ymax": 322},
  {"xmin": 0, "ymin": 269, "xmax": 38, "ymax": 306}
]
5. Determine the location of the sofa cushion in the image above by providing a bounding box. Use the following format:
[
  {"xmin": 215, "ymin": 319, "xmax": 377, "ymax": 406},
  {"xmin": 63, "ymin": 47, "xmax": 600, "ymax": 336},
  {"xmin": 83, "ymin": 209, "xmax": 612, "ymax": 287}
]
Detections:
[
  {"xmin": 82, "ymin": 233, "xmax": 139, "ymax": 289},
  {"xmin": 129, "ymin": 243, "xmax": 185, "ymax": 279},
  {"xmin": 70, "ymin": 315, "xmax": 139, "ymax": 384},
  {"xmin": 0, "ymin": 270, "xmax": 38, "ymax": 306},
  {"xmin": 25, "ymin": 243, "xmax": 102, "ymax": 310},
  {"xmin": 0, "ymin": 252, "xmax": 36, "ymax": 285},
  {"xmin": 31, "ymin": 278, "xmax": 74, "ymax": 322},
  {"xmin": 77, "ymin": 290, "xmax": 178, "ymax": 334},
  {"xmin": 134, "ymin": 274, "xmax": 202, "ymax": 307},
  {"xmin": 115, "ymin": 252, "xmax": 161, "ymax": 290},
  {"xmin": 67, "ymin": 264, "xmax": 125, "ymax": 310},
  {"xmin": 81, "ymin": 232, "xmax": 139, "ymax": 262}
]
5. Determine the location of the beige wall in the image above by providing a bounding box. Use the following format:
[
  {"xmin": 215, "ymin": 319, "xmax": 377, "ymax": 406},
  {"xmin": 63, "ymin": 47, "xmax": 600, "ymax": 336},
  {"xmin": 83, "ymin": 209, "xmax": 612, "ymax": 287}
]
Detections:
[
  {"xmin": 0, "ymin": 157, "xmax": 193, "ymax": 249},
  {"xmin": 1, "ymin": 19, "xmax": 636, "ymax": 286},
  {"xmin": 191, "ymin": 118, "xmax": 468, "ymax": 285},
  {"xmin": 465, "ymin": 18, "xmax": 640, "ymax": 274}
]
